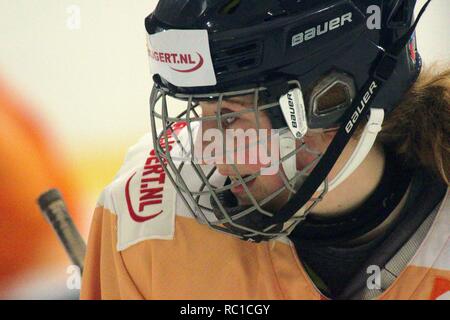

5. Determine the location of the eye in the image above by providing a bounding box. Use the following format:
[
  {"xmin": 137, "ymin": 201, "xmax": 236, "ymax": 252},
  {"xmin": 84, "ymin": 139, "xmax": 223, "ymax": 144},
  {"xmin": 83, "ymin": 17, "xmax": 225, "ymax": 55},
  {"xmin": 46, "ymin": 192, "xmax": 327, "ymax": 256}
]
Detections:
[
  {"xmin": 217, "ymin": 108, "xmax": 237, "ymax": 127},
  {"xmin": 223, "ymin": 115, "xmax": 237, "ymax": 125}
]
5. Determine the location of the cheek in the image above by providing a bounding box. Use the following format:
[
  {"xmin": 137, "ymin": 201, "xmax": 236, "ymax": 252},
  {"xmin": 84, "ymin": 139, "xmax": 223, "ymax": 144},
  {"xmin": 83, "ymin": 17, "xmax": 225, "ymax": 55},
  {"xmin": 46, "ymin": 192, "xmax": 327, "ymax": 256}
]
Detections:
[
  {"xmin": 295, "ymin": 133, "xmax": 334, "ymax": 170},
  {"xmin": 255, "ymin": 113, "xmax": 273, "ymax": 130},
  {"xmin": 257, "ymin": 172, "xmax": 285, "ymax": 191},
  {"xmin": 303, "ymin": 134, "xmax": 330, "ymax": 153}
]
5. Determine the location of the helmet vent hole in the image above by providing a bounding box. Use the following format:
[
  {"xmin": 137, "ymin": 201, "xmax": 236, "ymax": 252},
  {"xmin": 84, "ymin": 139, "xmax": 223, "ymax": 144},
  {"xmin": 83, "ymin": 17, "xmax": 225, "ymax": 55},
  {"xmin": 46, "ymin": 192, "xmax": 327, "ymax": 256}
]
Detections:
[
  {"xmin": 219, "ymin": 0, "xmax": 241, "ymax": 15},
  {"xmin": 215, "ymin": 66, "xmax": 228, "ymax": 74},
  {"xmin": 237, "ymin": 59, "xmax": 256, "ymax": 68},
  {"xmin": 213, "ymin": 42, "xmax": 263, "ymax": 76}
]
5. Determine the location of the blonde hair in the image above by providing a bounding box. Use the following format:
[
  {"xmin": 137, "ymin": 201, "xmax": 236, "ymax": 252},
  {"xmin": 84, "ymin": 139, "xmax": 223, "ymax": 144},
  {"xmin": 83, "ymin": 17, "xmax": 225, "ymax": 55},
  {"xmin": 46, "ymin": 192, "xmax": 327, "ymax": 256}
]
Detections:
[{"xmin": 378, "ymin": 65, "xmax": 450, "ymax": 185}]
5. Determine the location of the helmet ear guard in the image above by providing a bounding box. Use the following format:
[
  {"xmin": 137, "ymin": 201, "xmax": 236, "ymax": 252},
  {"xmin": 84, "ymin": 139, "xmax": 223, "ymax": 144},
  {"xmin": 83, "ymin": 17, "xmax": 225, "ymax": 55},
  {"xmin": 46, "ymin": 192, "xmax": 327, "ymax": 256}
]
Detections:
[
  {"xmin": 309, "ymin": 72, "xmax": 356, "ymax": 127},
  {"xmin": 147, "ymin": 0, "xmax": 432, "ymax": 242}
]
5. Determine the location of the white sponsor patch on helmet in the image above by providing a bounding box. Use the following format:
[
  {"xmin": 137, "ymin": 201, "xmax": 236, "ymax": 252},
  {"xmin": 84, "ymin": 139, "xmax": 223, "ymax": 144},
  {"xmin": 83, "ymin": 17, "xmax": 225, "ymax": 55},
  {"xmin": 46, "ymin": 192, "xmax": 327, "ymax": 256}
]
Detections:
[
  {"xmin": 279, "ymin": 88, "xmax": 308, "ymax": 139},
  {"xmin": 147, "ymin": 29, "xmax": 217, "ymax": 87}
]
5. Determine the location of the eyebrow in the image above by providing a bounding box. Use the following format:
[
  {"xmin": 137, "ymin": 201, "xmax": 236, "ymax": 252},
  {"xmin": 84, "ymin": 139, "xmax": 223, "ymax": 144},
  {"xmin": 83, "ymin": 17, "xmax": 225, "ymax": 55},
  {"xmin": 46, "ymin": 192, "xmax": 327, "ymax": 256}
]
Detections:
[{"xmin": 222, "ymin": 96, "xmax": 254, "ymax": 107}]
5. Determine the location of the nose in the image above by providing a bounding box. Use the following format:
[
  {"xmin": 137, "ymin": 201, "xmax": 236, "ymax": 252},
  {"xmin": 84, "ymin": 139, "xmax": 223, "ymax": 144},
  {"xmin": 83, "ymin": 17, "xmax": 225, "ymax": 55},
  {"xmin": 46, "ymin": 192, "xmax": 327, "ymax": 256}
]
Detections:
[
  {"xmin": 216, "ymin": 164, "xmax": 251, "ymax": 180},
  {"xmin": 216, "ymin": 162, "xmax": 264, "ymax": 179},
  {"xmin": 217, "ymin": 164, "xmax": 235, "ymax": 177}
]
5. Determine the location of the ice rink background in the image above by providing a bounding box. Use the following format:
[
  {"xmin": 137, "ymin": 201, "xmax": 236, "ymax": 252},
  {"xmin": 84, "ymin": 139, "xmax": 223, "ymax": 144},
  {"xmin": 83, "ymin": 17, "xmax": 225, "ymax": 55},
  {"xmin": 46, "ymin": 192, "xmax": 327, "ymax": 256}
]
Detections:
[{"xmin": 0, "ymin": 0, "xmax": 448, "ymax": 299}]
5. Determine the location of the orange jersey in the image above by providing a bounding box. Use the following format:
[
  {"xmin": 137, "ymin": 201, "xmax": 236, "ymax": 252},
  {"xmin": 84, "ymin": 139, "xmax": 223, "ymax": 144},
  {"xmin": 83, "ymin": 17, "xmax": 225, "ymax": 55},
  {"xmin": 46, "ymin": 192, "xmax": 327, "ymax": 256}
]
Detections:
[{"xmin": 81, "ymin": 130, "xmax": 450, "ymax": 300}]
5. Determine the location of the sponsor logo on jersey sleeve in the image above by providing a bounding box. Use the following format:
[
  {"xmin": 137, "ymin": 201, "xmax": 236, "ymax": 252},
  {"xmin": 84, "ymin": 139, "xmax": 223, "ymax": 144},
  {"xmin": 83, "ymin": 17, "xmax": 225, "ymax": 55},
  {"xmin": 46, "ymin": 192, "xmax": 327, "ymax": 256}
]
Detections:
[{"xmin": 125, "ymin": 122, "xmax": 187, "ymax": 223}]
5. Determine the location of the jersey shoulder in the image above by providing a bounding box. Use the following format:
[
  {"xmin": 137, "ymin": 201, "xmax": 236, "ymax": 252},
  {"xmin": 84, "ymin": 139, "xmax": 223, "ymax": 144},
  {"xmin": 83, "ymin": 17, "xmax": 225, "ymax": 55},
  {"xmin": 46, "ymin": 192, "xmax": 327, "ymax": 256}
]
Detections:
[{"xmin": 97, "ymin": 122, "xmax": 188, "ymax": 251}]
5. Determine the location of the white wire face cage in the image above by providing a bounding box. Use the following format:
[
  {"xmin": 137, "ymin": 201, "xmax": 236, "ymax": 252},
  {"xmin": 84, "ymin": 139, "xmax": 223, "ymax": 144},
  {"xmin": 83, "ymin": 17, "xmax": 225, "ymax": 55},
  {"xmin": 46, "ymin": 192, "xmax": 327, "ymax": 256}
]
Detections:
[{"xmin": 149, "ymin": 82, "xmax": 335, "ymax": 242}]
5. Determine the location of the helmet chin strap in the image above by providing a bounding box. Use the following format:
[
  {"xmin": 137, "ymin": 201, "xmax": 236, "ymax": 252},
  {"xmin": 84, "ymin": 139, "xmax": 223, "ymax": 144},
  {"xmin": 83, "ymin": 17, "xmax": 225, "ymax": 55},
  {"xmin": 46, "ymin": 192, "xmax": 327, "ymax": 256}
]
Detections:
[
  {"xmin": 318, "ymin": 107, "xmax": 384, "ymax": 192},
  {"xmin": 280, "ymin": 107, "xmax": 384, "ymax": 206}
]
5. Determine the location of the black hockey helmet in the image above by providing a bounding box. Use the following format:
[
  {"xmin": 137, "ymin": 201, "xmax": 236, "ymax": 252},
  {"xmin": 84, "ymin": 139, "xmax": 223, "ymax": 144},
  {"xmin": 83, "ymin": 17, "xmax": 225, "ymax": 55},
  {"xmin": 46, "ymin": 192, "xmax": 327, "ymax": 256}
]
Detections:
[
  {"xmin": 146, "ymin": 0, "xmax": 422, "ymax": 129},
  {"xmin": 145, "ymin": 0, "xmax": 431, "ymax": 242}
]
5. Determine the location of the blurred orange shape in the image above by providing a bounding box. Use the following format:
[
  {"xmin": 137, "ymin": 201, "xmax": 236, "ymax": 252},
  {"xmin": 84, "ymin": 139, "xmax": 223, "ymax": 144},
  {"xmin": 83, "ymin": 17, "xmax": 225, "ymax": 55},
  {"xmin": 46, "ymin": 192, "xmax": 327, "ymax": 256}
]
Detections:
[{"xmin": 0, "ymin": 76, "xmax": 83, "ymax": 296}]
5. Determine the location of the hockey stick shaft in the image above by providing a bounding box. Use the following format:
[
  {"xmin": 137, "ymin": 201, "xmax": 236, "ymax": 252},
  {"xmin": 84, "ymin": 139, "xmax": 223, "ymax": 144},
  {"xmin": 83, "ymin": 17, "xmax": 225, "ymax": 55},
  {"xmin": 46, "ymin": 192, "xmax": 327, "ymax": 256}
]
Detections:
[{"xmin": 37, "ymin": 189, "xmax": 86, "ymax": 273}]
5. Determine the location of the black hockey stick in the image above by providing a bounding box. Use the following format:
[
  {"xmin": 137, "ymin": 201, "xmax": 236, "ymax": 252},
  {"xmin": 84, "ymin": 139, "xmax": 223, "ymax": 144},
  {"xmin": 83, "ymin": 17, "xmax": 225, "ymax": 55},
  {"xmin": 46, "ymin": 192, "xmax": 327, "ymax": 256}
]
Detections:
[{"xmin": 37, "ymin": 189, "xmax": 86, "ymax": 273}]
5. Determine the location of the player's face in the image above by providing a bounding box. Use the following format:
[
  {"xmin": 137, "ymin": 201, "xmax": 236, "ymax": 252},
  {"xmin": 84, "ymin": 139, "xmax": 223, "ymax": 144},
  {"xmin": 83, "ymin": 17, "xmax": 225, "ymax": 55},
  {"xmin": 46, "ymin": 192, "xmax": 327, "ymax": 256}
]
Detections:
[{"xmin": 199, "ymin": 95, "xmax": 335, "ymax": 211}]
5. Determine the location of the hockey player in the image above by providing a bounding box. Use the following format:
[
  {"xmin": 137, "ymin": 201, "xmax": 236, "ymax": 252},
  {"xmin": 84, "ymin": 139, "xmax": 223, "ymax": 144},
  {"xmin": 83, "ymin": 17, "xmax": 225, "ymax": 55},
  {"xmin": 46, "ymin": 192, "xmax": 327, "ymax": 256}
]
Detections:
[{"xmin": 81, "ymin": 0, "xmax": 450, "ymax": 300}]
